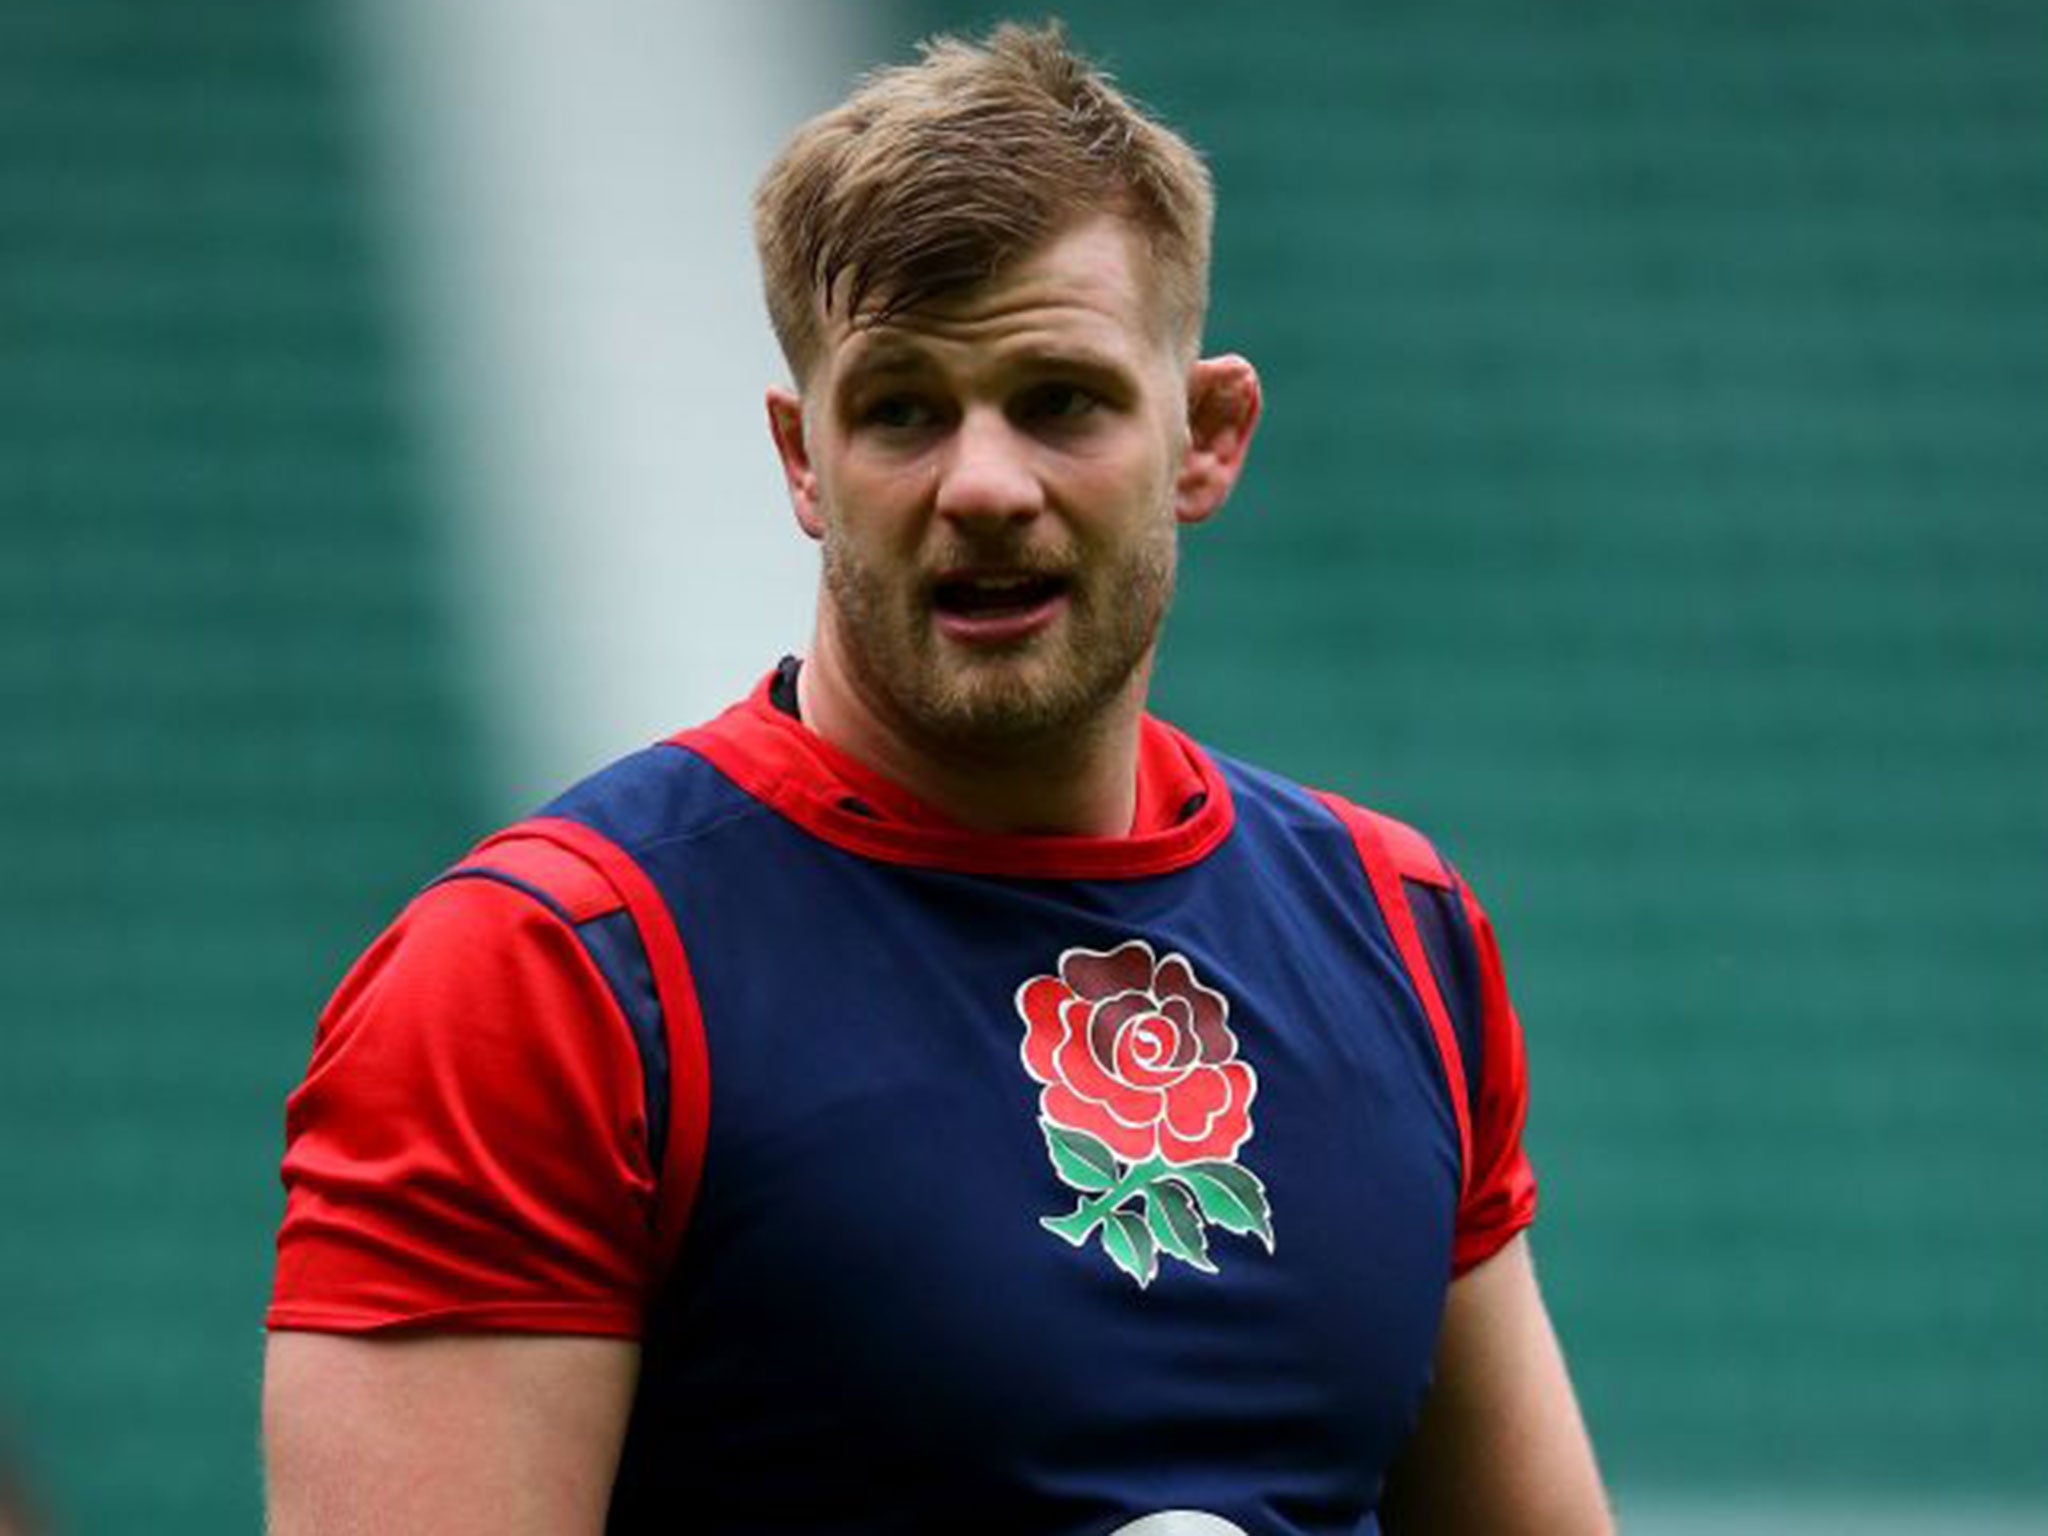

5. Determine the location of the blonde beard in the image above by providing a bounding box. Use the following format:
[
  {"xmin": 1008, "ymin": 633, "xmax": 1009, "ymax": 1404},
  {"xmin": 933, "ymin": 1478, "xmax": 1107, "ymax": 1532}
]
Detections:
[{"xmin": 817, "ymin": 519, "xmax": 1176, "ymax": 754}]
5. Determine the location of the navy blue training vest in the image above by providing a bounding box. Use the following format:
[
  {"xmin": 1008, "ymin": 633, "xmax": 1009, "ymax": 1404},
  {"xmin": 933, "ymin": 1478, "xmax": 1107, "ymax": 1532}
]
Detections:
[{"xmin": 536, "ymin": 720, "xmax": 1463, "ymax": 1535}]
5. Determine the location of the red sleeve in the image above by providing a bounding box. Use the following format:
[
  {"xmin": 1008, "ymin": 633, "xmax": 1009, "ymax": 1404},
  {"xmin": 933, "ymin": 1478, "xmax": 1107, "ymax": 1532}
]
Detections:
[
  {"xmin": 1449, "ymin": 874, "xmax": 1539, "ymax": 1276},
  {"xmin": 267, "ymin": 877, "xmax": 658, "ymax": 1335}
]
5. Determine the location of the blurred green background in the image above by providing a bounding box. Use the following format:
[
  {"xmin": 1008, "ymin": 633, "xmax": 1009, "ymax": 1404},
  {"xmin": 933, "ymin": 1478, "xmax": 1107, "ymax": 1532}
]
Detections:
[{"xmin": 3, "ymin": 0, "xmax": 2043, "ymax": 1529}]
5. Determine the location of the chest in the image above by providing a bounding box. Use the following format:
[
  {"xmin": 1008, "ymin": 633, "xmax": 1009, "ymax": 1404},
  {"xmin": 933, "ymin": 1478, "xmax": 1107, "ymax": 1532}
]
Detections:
[{"xmin": 617, "ymin": 813, "xmax": 1460, "ymax": 1531}]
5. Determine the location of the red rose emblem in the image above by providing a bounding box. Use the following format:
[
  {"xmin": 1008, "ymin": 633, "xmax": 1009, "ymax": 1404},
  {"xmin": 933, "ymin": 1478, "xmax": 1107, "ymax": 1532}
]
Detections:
[{"xmin": 1016, "ymin": 940, "xmax": 1257, "ymax": 1167}]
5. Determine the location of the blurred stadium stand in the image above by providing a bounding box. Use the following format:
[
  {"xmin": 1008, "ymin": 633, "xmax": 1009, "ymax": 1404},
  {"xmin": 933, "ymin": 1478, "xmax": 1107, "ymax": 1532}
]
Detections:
[
  {"xmin": 2, "ymin": 0, "xmax": 2042, "ymax": 1530},
  {"xmin": 0, "ymin": 1, "xmax": 480, "ymax": 1527}
]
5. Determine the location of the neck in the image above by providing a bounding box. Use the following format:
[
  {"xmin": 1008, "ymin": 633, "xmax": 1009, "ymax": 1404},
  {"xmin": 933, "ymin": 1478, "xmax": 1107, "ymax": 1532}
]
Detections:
[{"xmin": 795, "ymin": 640, "xmax": 1148, "ymax": 838}]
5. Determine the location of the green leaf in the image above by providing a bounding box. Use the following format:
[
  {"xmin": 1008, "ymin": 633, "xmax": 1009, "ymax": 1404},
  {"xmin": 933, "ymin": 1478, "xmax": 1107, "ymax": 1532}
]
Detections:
[
  {"xmin": 1145, "ymin": 1178, "xmax": 1217, "ymax": 1273},
  {"xmin": 1040, "ymin": 1206, "xmax": 1095, "ymax": 1247},
  {"xmin": 1177, "ymin": 1161, "xmax": 1275, "ymax": 1252},
  {"xmin": 1041, "ymin": 1121, "xmax": 1119, "ymax": 1191},
  {"xmin": 1100, "ymin": 1208, "xmax": 1158, "ymax": 1287}
]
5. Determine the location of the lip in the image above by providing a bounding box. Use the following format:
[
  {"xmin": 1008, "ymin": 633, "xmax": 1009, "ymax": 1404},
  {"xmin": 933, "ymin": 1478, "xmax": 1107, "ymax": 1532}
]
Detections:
[{"xmin": 932, "ymin": 587, "xmax": 1069, "ymax": 646}]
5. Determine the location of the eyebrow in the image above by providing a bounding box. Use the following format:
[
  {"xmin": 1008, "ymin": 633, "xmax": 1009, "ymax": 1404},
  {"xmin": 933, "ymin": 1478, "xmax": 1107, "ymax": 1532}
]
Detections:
[
  {"xmin": 1021, "ymin": 347, "xmax": 1132, "ymax": 382},
  {"xmin": 835, "ymin": 342, "xmax": 934, "ymax": 383},
  {"xmin": 839, "ymin": 339, "xmax": 1136, "ymax": 388}
]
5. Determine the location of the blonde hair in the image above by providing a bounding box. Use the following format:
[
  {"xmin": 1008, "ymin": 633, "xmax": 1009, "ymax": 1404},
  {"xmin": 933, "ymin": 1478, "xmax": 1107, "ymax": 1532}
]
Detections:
[{"xmin": 754, "ymin": 21, "xmax": 1214, "ymax": 380}]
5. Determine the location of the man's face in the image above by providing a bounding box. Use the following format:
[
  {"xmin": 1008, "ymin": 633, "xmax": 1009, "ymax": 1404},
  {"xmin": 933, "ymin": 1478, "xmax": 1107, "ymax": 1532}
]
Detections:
[{"xmin": 785, "ymin": 216, "xmax": 1196, "ymax": 754}]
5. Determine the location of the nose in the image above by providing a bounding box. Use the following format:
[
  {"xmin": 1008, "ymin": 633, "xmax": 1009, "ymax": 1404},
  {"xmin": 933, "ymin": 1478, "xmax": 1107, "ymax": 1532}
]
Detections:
[{"xmin": 933, "ymin": 406, "xmax": 1044, "ymax": 524}]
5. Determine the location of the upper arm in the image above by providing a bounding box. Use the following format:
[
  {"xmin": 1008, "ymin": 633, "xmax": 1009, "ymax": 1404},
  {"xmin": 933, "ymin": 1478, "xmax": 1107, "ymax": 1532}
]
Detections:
[
  {"xmin": 264, "ymin": 860, "xmax": 665, "ymax": 1527},
  {"xmin": 269, "ymin": 875, "xmax": 660, "ymax": 1335},
  {"xmin": 263, "ymin": 1330, "xmax": 638, "ymax": 1535},
  {"xmin": 1380, "ymin": 1234, "xmax": 1612, "ymax": 1536}
]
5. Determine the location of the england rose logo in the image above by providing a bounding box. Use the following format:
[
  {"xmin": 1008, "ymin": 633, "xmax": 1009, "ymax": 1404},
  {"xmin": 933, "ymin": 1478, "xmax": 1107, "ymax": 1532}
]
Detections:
[{"xmin": 1017, "ymin": 940, "xmax": 1274, "ymax": 1286}]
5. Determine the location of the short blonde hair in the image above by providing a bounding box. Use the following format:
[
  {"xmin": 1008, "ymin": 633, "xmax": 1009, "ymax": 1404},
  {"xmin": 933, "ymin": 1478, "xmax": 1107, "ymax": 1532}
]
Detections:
[{"xmin": 754, "ymin": 21, "xmax": 1214, "ymax": 381}]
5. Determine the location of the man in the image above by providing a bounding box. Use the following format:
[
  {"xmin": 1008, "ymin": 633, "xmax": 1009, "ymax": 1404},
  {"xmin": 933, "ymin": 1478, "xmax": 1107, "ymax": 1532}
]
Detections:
[{"xmin": 265, "ymin": 23, "xmax": 1611, "ymax": 1534}]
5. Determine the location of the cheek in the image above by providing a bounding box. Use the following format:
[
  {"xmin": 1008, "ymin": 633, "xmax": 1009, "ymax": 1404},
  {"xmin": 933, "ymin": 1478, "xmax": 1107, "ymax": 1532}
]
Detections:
[
  {"xmin": 1059, "ymin": 453, "xmax": 1174, "ymax": 547},
  {"xmin": 831, "ymin": 456, "xmax": 937, "ymax": 540},
  {"xmin": 1079, "ymin": 418, "xmax": 1169, "ymax": 479}
]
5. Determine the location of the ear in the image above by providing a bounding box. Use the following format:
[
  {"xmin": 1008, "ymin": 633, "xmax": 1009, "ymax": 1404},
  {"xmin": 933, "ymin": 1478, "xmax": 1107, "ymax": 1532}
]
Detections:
[
  {"xmin": 766, "ymin": 386, "xmax": 825, "ymax": 539},
  {"xmin": 1174, "ymin": 354, "xmax": 1262, "ymax": 525}
]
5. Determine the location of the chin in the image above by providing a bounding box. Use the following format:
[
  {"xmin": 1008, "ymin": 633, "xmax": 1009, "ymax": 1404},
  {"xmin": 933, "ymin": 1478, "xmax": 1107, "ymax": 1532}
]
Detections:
[{"xmin": 916, "ymin": 645, "xmax": 1142, "ymax": 748}]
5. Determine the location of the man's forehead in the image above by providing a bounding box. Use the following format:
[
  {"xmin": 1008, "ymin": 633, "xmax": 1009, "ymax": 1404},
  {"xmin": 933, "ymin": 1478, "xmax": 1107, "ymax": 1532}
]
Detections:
[{"xmin": 810, "ymin": 216, "xmax": 1174, "ymax": 379}]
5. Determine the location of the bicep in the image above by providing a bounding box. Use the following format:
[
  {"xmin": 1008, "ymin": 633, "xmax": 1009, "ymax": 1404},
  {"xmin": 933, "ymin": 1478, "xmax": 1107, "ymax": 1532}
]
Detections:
[
  {"xmin": 1380, "ymin": 1234, "xmax": 1612, "ymax": 1536},
  {"xmin": 263, "ymin": 1330, "xmax": 638, "ymax": 1536}
]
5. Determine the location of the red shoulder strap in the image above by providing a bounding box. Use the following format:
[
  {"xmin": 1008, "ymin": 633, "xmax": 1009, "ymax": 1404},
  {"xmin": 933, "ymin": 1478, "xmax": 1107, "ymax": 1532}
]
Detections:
[
  {"xmin": 1311, "ymin": 793, "xmax": 1473, "ymax": 1202},
  {"xmin": 1359, "ymin": 806, "xmax": 1454, "ymax": 890},
  {"xmin": 455, "ymin": 830, "xmax": 626, "ymax": 921},
  {"xmin": 457, "ymin": 818, "xmax": 711, "ymax": 1279}
]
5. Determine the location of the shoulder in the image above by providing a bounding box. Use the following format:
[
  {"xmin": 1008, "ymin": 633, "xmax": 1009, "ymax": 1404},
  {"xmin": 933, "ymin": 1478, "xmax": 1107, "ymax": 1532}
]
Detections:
[
  {"xmin": 1303, "ymin": 786, "xmax": 1459, "ymax": 890},
  {"xmin": 1200, "ymin": 744, "xmax": 1459, "ymax": 891},
  {"xmin": 305, "ymin": 851, "xmax": 637, "ymax": 1086},
  {"xmin": 303, "ymin": 799, "xmax": 675, "ymax": 1085},
  {"xmin": 536, "ymin": 736, "xmax": 771, "ymax": 857},
  {"xmin": 276, "ymin": 857, "xmax": 661, "ymax": 1334}
]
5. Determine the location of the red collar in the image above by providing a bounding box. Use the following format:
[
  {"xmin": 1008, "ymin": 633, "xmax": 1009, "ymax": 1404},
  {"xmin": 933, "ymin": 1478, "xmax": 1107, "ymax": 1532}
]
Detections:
[{"xmin": 667, "ymin": 672, "xmax": 1234, "ymax": 879}]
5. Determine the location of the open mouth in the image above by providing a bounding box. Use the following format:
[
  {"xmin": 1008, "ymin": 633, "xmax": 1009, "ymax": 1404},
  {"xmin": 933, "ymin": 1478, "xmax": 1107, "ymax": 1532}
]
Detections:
[
  {"xmin": 931, "ymin": 572, "xmax": 1070, "ymax": 619},
  {"xmin": 929, "ymin": 571, "xmax": 1071, "ymax": 642}
]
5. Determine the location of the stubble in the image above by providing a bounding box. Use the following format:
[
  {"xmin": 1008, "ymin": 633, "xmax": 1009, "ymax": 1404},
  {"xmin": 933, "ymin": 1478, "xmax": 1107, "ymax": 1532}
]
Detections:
[{"xmin": 819, "ymin": 510, "xmax": 1177, "ymax": 758}]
